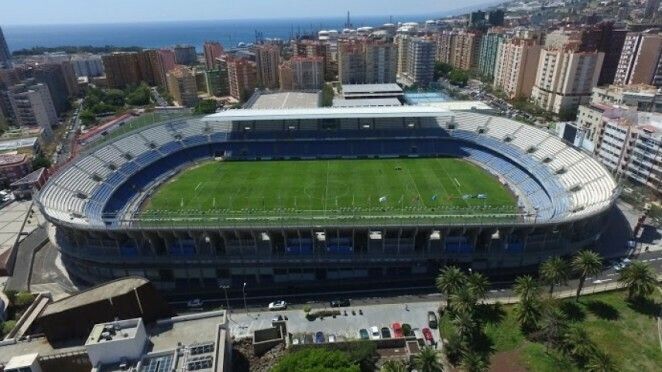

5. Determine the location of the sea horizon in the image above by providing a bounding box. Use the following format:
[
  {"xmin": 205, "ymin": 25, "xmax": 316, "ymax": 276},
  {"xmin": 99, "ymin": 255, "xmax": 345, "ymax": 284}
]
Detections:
[{"xmin": 1, "ymin": 3, "xmax": 496, "ymax": 52}]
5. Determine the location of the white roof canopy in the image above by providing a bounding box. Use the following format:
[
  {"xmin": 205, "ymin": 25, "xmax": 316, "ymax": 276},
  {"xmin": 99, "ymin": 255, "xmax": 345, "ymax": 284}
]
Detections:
[{"xmin": 203, "ymin": 106, "xmax": 449, "ymax": 122}]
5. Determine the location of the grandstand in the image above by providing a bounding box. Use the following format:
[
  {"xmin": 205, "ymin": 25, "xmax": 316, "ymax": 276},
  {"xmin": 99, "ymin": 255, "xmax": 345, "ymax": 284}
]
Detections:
[{"xmin": 37, "ymin": 106, "xmax": 618, "ymax": 290}]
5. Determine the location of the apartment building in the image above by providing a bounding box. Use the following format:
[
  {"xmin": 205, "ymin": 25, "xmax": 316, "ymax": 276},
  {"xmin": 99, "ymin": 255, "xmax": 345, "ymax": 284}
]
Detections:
[
  {"xmin": 493, "ymin": 37, "xmax": 541, "ymax": 99},
  {"xmin": 614, "ymin": 30, "xmax": 662, "ymax": 87},
  {"xmin": 279, "ymin": 56, "xmax": 324, "ymax": 90},
  {"xmin": 7, "ymin": 80, "xmax": 58, "ymax": 135},
  {"xmin": 166, "ymin": 66, "xmax": 199, "ymax": 107},
  {"xmin": 401, "ymin": 38, "xmax": 435, "ymax": 87},
  {"xmin": 478, "ymin": 30, "xmax": 505, "ymax": 80},
  {"xmin": 255, "ymin": 44, "xmax": 281, "ymax": 89},
  {"xmin": 227, "ymin": 58, "xmax": 257, "ymax": 100},
  {"xmin": 450, "ymin": 31, "xmax": 482, "ymax": 71},
  {"xmin": 203, "ymin": 41, "xmax": 223, "ymax": 70}
]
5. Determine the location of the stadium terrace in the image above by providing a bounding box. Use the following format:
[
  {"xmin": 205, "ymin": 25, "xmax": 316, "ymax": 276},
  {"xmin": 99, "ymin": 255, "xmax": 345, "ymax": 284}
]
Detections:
[{"xmin": 37, "ymin": 106, "xmax": 618, "ymax": 290}]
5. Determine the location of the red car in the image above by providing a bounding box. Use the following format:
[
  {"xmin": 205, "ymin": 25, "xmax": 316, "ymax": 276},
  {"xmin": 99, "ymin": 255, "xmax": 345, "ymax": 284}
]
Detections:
[
  {"xmin": 392, "ymin": 322, "xmax": 404, "ymax": 338},
  {"xmin": 422, "ymin": 327, "xmax": 434, "ymax": 345}
]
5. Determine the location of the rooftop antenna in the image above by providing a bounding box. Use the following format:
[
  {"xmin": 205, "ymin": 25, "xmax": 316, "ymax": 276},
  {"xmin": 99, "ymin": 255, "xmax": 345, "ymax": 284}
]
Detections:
[{"xmin": 345, "ymin": 10, "xmax": 352, "ymax": 29}]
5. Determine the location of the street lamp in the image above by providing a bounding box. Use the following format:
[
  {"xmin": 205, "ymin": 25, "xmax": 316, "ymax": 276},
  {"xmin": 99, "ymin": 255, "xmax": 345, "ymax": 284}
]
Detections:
[
  {"xmin": 219, "ymin": 283, "xmax": 230, "ymax": 318},
  {"xmin": 242, "ymin": 282, "xmax": 248, "ymax": 315}
]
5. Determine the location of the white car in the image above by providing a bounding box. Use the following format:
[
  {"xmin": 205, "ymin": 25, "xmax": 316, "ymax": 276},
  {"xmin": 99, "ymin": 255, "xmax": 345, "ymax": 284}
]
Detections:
[
  {"xmin": 187, "ymin": 299, "xmax": 203, "ymax": 308},
  {"xmin": 268, "ymin": 300, "xmax": 287, "ymax": 310},
  {"xmin": 369, "ymin": 326, "xmax": 381, "ymax": 340}
]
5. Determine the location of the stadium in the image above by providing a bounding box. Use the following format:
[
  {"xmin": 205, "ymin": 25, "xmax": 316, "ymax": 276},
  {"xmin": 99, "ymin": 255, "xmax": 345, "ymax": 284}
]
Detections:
[{"xmin": 37, "ymin": 106, "xmax": 619, "ymax": 290}]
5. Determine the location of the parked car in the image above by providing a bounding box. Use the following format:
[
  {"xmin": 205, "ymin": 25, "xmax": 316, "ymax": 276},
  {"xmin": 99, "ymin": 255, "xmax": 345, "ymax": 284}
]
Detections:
[
  {"xmin": 427, "ymin": 311, "xmax": 438, "ymax": 329},
  {"xmin": 380, "ymin": 327, "xmax": 391, "ymax": 339},
  {"xmin": 268, "ymin": 300, "xmax": 287, "ymax": 310},
  {"xmin": 315, "ymin": 331, "xmax": 325, "ymax": 344},
  {"xmin": 359, "ymin": 328, "xmax": 370, "ymax": 340},
  {"xmin": 392, "ymin": 322, "xmax": 404, "ymax": 338},
  {"xmin": 330, "ymin": 299, "xmax": 351, "ymax": 307},
  {"xmin": 422, "ymin": 327, "xmax": 434, "ymax": 345},
  {"xmin": 369, "ymin": 326, "xmax": 381, "ymax": 340},
  {"xmin": 328, "ymin": 334, "xmax": 336, "ymax": 343},
  {"xmin": 186, "ymin": 299, "xmax": 203, "ymax": 308}
]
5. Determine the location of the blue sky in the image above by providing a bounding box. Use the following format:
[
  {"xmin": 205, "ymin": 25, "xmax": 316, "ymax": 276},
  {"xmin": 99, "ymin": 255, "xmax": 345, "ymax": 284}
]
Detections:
[{"xmin": 0, "ymin": 0, "xmax": 495, "ymax": 25}]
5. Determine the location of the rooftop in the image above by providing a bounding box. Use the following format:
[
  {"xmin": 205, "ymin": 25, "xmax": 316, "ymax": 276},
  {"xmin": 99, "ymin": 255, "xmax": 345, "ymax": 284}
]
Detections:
[
  {"xmin": 86, "ymin": 318, "xmax": 142, "ymax": 346},
  {"xmin": 332, "ymin": 97, "xmax": 402, "ymax": 107},
  {"xmin": 249, "ymin": 92, "xmax": 319, "ymax": 110},
  {"xmin": 342, "ymin": 83, "xmax": 403, "ymax": 94},
  {"xmin": 0, "ymin": 153, "xmax": 27, "ymax": 166},
  {"xmin": 40, "ymin": 277, "xmax": 149, "ymax": 317},
  {"xmin": 10, "ymin": 167, "xmax": 45, "ymax": 187},
  {"xmin": 203, "ymin": 106, "xmax": 449, "ymax": 122},
  {"xmin": 0, "ymin": 137, "xmax": 38, "ymax": 153}
]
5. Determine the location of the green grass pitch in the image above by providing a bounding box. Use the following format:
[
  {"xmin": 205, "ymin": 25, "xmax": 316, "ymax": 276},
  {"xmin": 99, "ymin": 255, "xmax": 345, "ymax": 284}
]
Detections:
[{"xmin": 141, "ymin": 158, "xmax": 518, "ymax": 223}]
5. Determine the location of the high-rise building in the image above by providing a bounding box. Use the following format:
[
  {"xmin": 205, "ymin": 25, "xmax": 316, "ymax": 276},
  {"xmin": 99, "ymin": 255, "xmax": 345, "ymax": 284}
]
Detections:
[
  {"xmin": 255, "ymin": 44, "xmax": 281, "ymax": 89},
  {"xmin": 8, "ymin": 79, "xmax": 58, "ymax": 135},
  {"xmin": 478, "ymin": 30, "xmax": 505, "ymax": 80},
  {"xmin": 213, "ymin": 57, "xmax": 230, "ymax": 97},
  {"xmin": 579, "ymin": 22, "xmax": 627, "ymax": 86},
  {"xmin": 205, "ymin": 69, "xmax": 224, "ymax": 96},
  {"xmin": 435, "ymin": 31, "xmax": 454, "ymax": 64},
  {"xmin": 102, "ymin": 53, "xmax": 142, "ymax": 88},
  {"xmin": 470, "ymin": 11, "xmax": 486, "ymax": 27},
  {"xmin": 159, "ymin": 49, "xmax": 177, "ymax": 72},
  {"xmin": 203, "ymin": 41, "xmax": 223, "ymax": 70},
  {"xmin": 278, "ymin": 56, "xmax": 324, "ymax": 90},
  {"xmin": 594, "ymin": 107, "xmax": 661, "ymax": 192},
  {"xmin": 402, "ymin": 38, "xmax": 435, "ymax": 87},
  {"xmin": 493, "ymin": 37, "xmax": 541, "ymax": 99},
  {"xmin": 531, "ymin": 45, "xmax": 604, "ymax": 114},
  {"xmin": 31, "ymin": 63, "xmax": 71, "ymax": 114},
  {"xmin": 71, "ymin": 55, "xmax": 105, "ymax": 77},
  {"xmin": 166, "ymin": 66, "xmax": 199, "ymax": 107},
  {"xmin": 174, "ymin": 45, "xmax": 197, "ymax": 66},
  {"xmin": 645, "ymin": 0, "xmax": 660, "ymax": 19},
  {"xmin": 338, "ymin": 41, "xmax": 366, "ymax": 84},
  {"xmin": 60, "ymin": 60, "xmax": 79, "ymax": 97},
  {"xmin": 0, "ymin": 26, "xmax": 12, "ymax": 69},
  {"xmin": 139, "ymin": 49, "xmax": 168, "ymax": 88},
  {"xmin": 364, "ymin": 40, "xmax": 397, "ymax": 84},
  {"xmin": 227, "ymin": 58, "xmax": 257, "ymax": 100},
  {"xmin": 395, "ymin": 34, "xmax": 411, "ymax": 77},
  {"xmin": 450, "ymin": 31, "xmax": 482, "ymax": 70},
  {"xmin": 614, "ymin": 30, "xmax": 662, "ymax": 87},
  {"xmin": 295, "ymin": 40, "xmax": 333, "ymax": 80},
  {"xmin": 488, "ymin": 10, "xmax": 505, "ymax": 27}
]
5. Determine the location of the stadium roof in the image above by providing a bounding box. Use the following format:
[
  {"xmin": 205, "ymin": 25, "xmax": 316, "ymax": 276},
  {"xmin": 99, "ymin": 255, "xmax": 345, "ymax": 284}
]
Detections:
[
  {"xmin": 332, "ymin": 97, "xmax": 402, "ymax": 107},
  {"xmin": 342, "ymin": 83, "xmax": 403, "ymax": 94},
  {"xmin": 203, "ymin": 106, "xmax": 449, "ymax": 122}
]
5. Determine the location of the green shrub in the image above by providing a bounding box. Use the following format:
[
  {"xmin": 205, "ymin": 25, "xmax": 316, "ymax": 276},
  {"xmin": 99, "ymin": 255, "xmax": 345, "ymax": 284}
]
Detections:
[
  {"xmin": 1, "ymin": 320, "xmax": 17, "ymax": 336},
  {"xmin": 273, "ymin": 348, "xmax": 359, "ymax": 372},
  {"xmin": 305, "ymin": 309, "xmax": 341, "ymax": 321},
  {"xmin": 14, "ymin": 291, "xmax": 36, "ymax": 307}
]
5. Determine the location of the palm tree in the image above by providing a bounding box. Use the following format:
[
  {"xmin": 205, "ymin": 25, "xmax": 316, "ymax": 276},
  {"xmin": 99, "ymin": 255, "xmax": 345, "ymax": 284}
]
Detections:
[
  {"xmin": 539, "ymin": 256, "xmax": 569, "ymax": 296},
  {"xmin": 460, "ymin": 350, "xmax": 488, "ymax": 372},
  {"xmin": 412, "ymin": 346, "xmax": 444, "ymax": 372},
  {"xmin": 571, "ymin": 250, "xmax": 603, "ymax": 301},
  {"xmin": 560, "ymin": 326, "xmax": 595, "ymax": 364},
  {"xmin": 467, "ymin": 272, "xmax": 490, "ymax": 300},
  {"xmin": 380, "ymin": 360, "xmax": 409, "ymax": 372},
  {"xmin": 539, "ymin": 306, "xmax": 568, "ymax": 350},
  {"xmin": 617, "ymin": 261, "xmax": 657, "ymax": 301},
  {"xmin": 449, "ymin": 286, "xmax": 478, "ymax": 316},
  {"xmin": 514, "ymin": 275, "xmax": 540, "ymax": 302},
  {"xmin": 436, "ymin": 266, "xmax": 467, "ymax": 309},
  {"xmin": 586, "ymin": 348, "xmax": 617, "ymax": 372},
  {"xmin": 452, "ymin": 311, "xmax": 477, "ymax": 342},
  {"xmin": 514, "ymin": 297, "xmax": 542, "ymax": 333}
]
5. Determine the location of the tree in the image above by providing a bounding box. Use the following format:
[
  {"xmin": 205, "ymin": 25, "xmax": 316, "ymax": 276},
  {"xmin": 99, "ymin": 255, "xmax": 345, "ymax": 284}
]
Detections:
[
  {"xmin": 618, "ymin": 261, "xmax": 657, "ymax": 301},
  {"xmin": 412, "ymin": 346, "xmax": 444, "ymax": 372},
  {"xmin": 452, "ymin": 311, "xmax": 477, "ymax": 343},
  {"xmin": 586, "ymin": 348, "xmax": 617, "ymax": 372},
  {"xmin": 125, "ymin": 83, "xmax": 151, "ymax": 106},
  {"xmin": 513, "ymin": 275, "xmax": 540, "ymax": 302},
  {"xmin": 79, "ymin": 109, "xmax": 96, "ymax": 125},
  {"xmin": 194, "ymin": 99, "xmax": 218, "ymax": 114},
  {"xmin": 32, "ymin": 154, "xmax": 51, "ymax": 169},
  {"xmin": 460, "ymin": 350, "xmax": 488, "ymax": 372},
  {"xmin": 434, "ymin": 62, "xmax": 453, "ymax": 80},
  {"xmin": 448, "ymin": 69, "xmax": 469, "ymax": 87},
  {"xmin": 560, "ymin": 326, "xmax": 596, "ymax": 367},
  {"xmin": 272, "ymin": 348, "xmax": 359, "ymax": 372},
  {"xmin": 514, "ymin": 297, "xmax": 542, "ymax": 333},
  {"xmin": 449, "ymin": 287, "xmax": 478, "ymax": 316},
  {"xmin": 538, "ymin": 305, "xmax": 568, "ymax": 350},
  {"xmin": 540, "ymin": 256, "xmax": 569, "ymax": 296},
  {"xmin": 467, "ymin": 272, "xmax": 489, "ymax": 300},
  {"xmin": 435, "ymin": 266, "xmax": 467, "ymax": 310},
  {"xmin": 571, "ymin": 250, "xmax": 602, "ymax": 301},
  {"xmin": 380, "ymin": 360, "xmax": 408, "ymax": 372},
  {"xmin": 321, "ymin": 83, "xmax": 335, "ymax": 107}
]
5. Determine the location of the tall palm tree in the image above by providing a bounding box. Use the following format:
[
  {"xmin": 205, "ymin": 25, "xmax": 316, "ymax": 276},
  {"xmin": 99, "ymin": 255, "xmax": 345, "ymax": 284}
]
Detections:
[
  {"xmin": 514, "ymin": 297, "xmax": 542, "ymax": 333},
  {"xmin": 539, "ymin": 256, "xmax": 569, "ymax": 296},
  {"xmin": 467, "ymin": 271, "xmax": 490, "ymax": 300},
  {"xmin": 571, "ymin": 250, "xmax": 603, "ymax": 301},
  {"xmin": 436, "ymin": 266, "xmax": 467, "ymax": 309},
  {"xmin": 617, "ymin": 261, "xmax": 657, "ymax": 301},
  {"xmin": 586, "ymin": 348, "xmax": 617, "ymax": 372},
  {"xmin": 514, "ymin": 275, "xmax": 540, "ymax": 302},
  {"xmin": 560, "ymin": 326, "xmax": 594, "ymax": 363},
  {"xmin": 460, "ymin": 350, "xmax": 488, "ymax": 372},
  {"xmin": 539, "ymin": 305, "xmax": 568, "ymax": 350},
  {"xmin": 412, "ymin": 346, "xmax": 444, "ymax": 372},
  {"xmin": 452, "ymin": 311, "xmax": 477, "ymax": 342},
  {"xmin": 449, "ymin": 286, "xmax": 478, "ymax": 316},
  {"xmin": 380, "ymin": 359, "xmax": 408, "ymax": 372}
]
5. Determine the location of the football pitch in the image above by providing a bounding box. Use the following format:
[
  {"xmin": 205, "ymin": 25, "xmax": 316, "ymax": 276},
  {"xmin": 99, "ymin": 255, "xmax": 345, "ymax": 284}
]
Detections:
[{"xmin": 140, "ymin": 158, "xmax": 519, "ymax": 224}]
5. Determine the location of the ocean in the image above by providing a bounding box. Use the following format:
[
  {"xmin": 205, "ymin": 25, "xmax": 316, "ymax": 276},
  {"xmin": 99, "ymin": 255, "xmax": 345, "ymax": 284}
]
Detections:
[{"xmin": 3, "ymin": 16, "xmax": 434, "ymax": 52}]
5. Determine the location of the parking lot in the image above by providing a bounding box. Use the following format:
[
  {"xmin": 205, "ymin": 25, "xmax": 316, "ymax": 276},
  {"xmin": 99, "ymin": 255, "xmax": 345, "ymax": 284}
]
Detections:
[{"xmin": 229, "ymin": 300, "xmax": 440, "ymax": 345}]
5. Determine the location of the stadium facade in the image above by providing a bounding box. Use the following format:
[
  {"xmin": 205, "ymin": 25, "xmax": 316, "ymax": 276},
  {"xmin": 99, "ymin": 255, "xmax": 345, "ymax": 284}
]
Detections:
[{"xmin": 37, "ymin": 107, "xmax": 618, "ymax": 290}]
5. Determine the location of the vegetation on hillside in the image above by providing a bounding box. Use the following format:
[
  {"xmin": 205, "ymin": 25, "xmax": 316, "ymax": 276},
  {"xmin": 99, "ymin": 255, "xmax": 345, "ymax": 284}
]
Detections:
[{"xmin": 80, "ymin": 83, "xmax": 152, "ymax": 126}]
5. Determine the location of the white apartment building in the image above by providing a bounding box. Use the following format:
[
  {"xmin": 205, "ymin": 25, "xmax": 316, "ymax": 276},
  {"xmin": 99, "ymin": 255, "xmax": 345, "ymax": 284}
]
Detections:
[
  {"xmin": 531, "ymin": 46, "xmax": 604, "ymax": 114},
  {"xmin": 595, "ymin": 106, "xmax": 662, "ymax": 192},
  {"xmin": 8, "ymin": 80, "xmax": 57, "ymax": 136}
]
